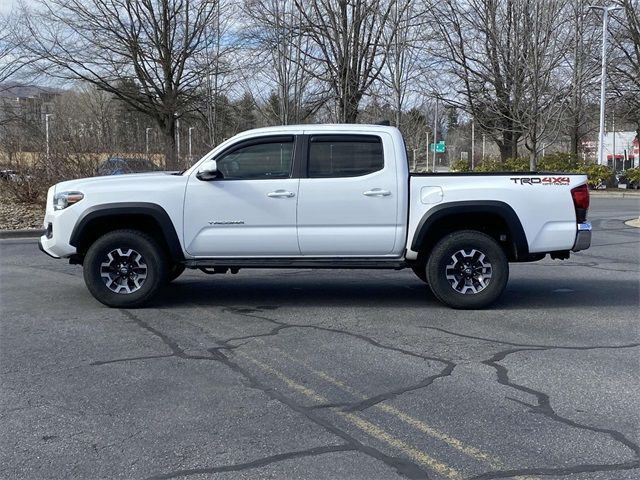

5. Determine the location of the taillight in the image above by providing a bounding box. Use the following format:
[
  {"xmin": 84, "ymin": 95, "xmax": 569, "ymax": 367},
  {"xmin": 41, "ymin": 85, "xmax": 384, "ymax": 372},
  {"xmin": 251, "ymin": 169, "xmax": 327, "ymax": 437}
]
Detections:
[{"xmin": 571, "ymin": 184, "xmax": 589, "ymax": 223}]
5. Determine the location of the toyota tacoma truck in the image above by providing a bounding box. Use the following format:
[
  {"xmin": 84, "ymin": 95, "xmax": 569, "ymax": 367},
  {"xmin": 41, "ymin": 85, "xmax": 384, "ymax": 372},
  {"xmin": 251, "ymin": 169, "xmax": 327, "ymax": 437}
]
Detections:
[{"xmin": 39, "ymin": 125, "xmax": 592, "ymax": 309}]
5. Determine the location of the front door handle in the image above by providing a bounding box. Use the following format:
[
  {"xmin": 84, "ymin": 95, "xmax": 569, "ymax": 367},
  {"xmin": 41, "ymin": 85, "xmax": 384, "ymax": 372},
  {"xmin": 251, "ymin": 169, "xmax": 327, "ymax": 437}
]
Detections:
[
  {"xmin": 363, "ymin": 189, "xmax": 391, "ymax": 197},
  {"xmin": 267, "ymin": 190, "xmax": 296, "ymax": 198}
]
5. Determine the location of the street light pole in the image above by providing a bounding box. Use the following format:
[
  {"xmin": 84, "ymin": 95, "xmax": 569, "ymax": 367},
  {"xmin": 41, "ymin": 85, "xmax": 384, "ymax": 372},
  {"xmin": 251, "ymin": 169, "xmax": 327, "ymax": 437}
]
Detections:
[
  {"xmin": 433, "ymin": 98, "xmax": 438, "ymax": 172},
  {"xmin": 589, "ymin": 4, "xmax": 622, "ymax": 166},
  {"xmin": 176, "ymin": 117, "xmax": 180, "ymax": 164},
  {"xmin": 188, "ymin": 127, "xmax": 194, "ymax": 165},
  {"xmin": 471, "ymin": 120, "xmax": 475, "ymax": 170},
  {"xmin": 45, "ymin": 114, "xmax": 53, "ymax": 162},
  {"xmin": 145, "ymin": 127, "xmax": 152, "ymax": 159}
]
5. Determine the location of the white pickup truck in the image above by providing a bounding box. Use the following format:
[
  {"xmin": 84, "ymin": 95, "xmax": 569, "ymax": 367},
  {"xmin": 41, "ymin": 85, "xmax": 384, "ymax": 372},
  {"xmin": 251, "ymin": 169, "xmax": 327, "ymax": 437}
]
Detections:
[{"xmin": 39, "ymin": 124, "xmax": 591, "ymax": 309}]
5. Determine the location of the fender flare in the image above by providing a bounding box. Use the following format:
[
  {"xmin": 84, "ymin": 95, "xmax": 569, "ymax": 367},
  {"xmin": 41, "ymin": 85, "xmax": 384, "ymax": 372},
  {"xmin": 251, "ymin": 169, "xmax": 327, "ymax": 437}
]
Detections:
[
  {"xmin": 69, "ymin": 202, "xmax": 184, "ymax": 261},
  {"xmin": 410, "ymin": 201, "xmax": 529, "ymax": 259}
]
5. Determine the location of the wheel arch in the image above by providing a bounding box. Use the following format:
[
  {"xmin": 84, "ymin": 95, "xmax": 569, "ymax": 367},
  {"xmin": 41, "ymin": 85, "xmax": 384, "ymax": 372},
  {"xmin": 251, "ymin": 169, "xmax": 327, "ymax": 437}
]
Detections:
[
  {"xmin": 411, "ymin": 201, "xmax": 529, "ymax": 262},
  {"xmin": 69, "ymin": 203, "xmax": 184, "ymax": 262}
]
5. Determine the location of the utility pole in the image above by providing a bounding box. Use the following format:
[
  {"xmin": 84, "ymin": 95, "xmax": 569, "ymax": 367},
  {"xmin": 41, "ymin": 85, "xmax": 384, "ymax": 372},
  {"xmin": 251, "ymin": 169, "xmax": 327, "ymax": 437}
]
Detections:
[{"xmin": 589, "ymin": 4, "xmax": 623, "ymax": 166}]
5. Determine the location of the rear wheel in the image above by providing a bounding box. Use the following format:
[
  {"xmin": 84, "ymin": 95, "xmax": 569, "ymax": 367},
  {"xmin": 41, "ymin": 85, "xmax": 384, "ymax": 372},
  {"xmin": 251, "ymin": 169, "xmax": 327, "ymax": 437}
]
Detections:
[
  {"xmin": 426, "ymin": 230, "xmax": 508, "ymax": 309},
  {"xmin": 83, "ymin": 229, "xmax": 167, "ymax": 308}
]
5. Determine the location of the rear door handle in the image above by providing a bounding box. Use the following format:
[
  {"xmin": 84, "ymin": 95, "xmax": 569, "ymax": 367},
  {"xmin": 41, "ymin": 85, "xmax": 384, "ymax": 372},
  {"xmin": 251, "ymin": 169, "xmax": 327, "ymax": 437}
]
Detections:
[
  {"xmin": 363, "ymin": 189, "xmax": 391, "ymax": 197},
  {"xmin": 267, "ymin": 190, "xmax": 296, "ymax": 198}
]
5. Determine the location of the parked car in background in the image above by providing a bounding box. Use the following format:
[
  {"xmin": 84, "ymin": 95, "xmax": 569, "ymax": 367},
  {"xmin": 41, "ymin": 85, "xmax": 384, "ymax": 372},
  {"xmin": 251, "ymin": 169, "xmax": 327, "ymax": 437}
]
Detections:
[
  {"xmin": 616, "ymin": 172, "xmax": 640, "ymax": 189},
  {"xmin": 96, "ymin": 157, "xmax": 159, "ymax": 176},
  {"xmin": 0, "ymin": 169, "xmax": 18, "ymax": 180}
]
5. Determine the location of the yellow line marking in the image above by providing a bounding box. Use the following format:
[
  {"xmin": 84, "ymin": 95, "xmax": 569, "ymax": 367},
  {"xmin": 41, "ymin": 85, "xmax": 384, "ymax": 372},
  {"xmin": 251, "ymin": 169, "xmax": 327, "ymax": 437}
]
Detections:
[
  {"xmin": 190, "ymin": 305, "xmax": 536, "ymax": 479},
  {"xmin": 239, "ymin": 351, "xmax": 464, "ymax": 480},
  {"xmin": 270, "ymin": 345, "xmax": 504, "ymax": 469}
]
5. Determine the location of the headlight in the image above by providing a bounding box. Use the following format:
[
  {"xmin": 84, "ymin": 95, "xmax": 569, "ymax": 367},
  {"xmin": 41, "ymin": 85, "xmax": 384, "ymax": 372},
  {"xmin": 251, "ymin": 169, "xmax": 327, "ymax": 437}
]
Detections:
[{"xmin": 53, "ymin": 191, "xmax": 84, "ymax": 210}]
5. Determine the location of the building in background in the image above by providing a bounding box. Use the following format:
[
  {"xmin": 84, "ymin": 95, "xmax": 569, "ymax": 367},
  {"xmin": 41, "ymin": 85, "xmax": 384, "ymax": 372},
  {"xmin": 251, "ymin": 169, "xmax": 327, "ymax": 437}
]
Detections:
[{"xmin": 602, "ymin": 131, "xmax": 638, "ymax": 170}]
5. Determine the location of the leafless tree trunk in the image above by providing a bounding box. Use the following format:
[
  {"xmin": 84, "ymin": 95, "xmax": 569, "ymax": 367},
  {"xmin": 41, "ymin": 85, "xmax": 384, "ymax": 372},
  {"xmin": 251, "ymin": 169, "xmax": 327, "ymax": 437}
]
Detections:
[
  {"xmin": 293, "ymin": 0, "xmax": 402, "ymax": 123},
  {"xmin": 21, "ymin": 0, "xmax": 217, "ymax": 169}
]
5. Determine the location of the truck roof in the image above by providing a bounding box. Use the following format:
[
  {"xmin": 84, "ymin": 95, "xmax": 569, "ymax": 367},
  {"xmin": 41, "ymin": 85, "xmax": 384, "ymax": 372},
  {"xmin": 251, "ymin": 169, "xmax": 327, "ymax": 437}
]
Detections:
[{"xmin": 236, "ymin": 124, "xmax": 401, "ymax": 136}]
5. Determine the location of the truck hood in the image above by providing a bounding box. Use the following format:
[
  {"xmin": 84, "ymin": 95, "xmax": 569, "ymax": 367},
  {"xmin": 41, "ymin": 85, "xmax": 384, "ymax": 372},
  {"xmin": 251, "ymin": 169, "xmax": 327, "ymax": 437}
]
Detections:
[{"xmin": 53, "ymin": 171, "xmax": 181, "ymax": 193}]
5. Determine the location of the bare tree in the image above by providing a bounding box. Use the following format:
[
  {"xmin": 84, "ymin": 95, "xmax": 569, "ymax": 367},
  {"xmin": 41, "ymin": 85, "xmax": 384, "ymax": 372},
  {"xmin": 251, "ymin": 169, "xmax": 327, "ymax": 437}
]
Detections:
[
  {"xmin": 520, "ymin": 0, "xmax": 573, "ymax": 169},
  {"xmin": 431, "ymin": 0, "xmax": 573, "ymax": 164},
  {"xmin": 293, "ymin": 0, "xmax": 402, "ymax": 123},
  {"xmin": 382, "ymin": 0, "xmax": 426, "ymax": 128},
  {"xmin": 609, "ymin": 0, "xmax": 640, "ymax": 144},
  {"xmin": 564, "ymin": 0, "xmax": 600, "ymax": 155},
  {"xmin": 22, "ymin": 0, "xmax": 217, "ymax": 168},
  {"xmin": 244, "ymin": 0, "xmax": 324, "ymax": 125}
]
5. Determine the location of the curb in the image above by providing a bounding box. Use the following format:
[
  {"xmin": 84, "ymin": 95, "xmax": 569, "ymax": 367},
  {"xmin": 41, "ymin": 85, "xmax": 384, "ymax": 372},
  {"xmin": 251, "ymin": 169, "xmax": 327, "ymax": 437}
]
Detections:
[
  {"xmin": 0, "ymin": 229, "xmax": 44, "ymax": 239},
  {"xmin": 590, "ymin": 190, "xmax": 640, "ymax": 198}
]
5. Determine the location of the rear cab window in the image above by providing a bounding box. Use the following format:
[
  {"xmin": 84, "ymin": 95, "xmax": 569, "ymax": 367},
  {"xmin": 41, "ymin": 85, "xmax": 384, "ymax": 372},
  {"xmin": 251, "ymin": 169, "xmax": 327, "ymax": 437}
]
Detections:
[{"xmin": 308, "ymin": 135, "xmax": 384, "ymax": 178}]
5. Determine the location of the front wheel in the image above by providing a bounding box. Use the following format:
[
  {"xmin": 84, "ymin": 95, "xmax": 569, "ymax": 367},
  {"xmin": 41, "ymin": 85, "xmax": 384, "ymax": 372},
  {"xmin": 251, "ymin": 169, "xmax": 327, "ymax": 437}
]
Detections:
[
  {"xmin": 426, "ymin": 230, "xmax": 508, "ymax": 309},
  {"xmin": 83, "ymin": 229, "xmax": 167, "ymax": 308}
]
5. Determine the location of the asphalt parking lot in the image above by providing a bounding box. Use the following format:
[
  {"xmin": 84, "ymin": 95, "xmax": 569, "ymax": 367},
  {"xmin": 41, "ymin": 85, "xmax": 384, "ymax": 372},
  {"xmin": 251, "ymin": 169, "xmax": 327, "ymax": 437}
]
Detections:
[{"xmin": 1, "ymin": 197, "xmax": 639, "ymax": 480}]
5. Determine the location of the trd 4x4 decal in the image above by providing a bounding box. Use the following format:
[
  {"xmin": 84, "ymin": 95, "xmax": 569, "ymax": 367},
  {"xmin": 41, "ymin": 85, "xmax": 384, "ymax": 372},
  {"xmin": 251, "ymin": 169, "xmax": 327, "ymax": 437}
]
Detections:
[{"xmin": 509, "ymin": 177, "xmax": 570, "ymax": 186}]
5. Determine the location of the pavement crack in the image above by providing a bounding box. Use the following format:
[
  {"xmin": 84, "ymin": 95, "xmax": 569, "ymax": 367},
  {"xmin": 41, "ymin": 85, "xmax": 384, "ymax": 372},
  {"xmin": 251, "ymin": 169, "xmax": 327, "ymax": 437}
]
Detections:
[
  {"xmin": 223, "ymin": 306, "xmax": 440, "ymax": 362},
  {"xmin": 145, "ymin": 444, "xmax": 356, "ymax": 479},
  {"xmin": 423, "ymin": 326, "xmax": 640, "ymax": 350},
  {"xmin": 90, "ymin": 353, "xmax": 174, "ymax": 366},
  {"xmin": 473, "ymin": 347, "xmax": 640, "ymax": 478},
  {"xmin": 121, "ymin": 308, "xmax": 428, "ymax": 480},
  {"xmin": 343, "ymin": 363, "xmax": 456, "ymax": 412}
]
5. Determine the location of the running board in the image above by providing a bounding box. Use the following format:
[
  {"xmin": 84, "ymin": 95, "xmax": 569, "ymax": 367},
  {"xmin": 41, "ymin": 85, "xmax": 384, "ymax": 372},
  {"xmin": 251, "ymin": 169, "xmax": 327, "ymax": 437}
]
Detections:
[{"xmin": 183, "ymin": 257, "xmax": 407, "ymax": 270}]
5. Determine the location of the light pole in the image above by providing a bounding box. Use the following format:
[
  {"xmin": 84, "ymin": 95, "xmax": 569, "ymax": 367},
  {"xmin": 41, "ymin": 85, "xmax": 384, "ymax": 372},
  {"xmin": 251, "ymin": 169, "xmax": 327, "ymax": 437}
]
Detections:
[
  {"xmin": 145, "ymin": 127, "xmax": 152, "ymax": 159},
  {"xmin": 482, "ymin": 133, "xmax": 486, "ymax": 163},
  {"xmin": 588, "ymin": 4, "xmax": 623, "ymax": 166},
  {"xmin": 175, "ymin": 117, "xmax": 180, "ymax": 164},
  {"xmin": 433, "ymin": 98, "xmax": 438, "ymax": 172},
  {"xmin": 45, "ymin": 114, "xmax": 53, "ymax": 162},
  {"xmin": 188, "ymin": 127, "xmax": 194, "ymax": 165},
  {"xmin": 471, "ymin": 120, "xmax": 475, "ymax": 170}
]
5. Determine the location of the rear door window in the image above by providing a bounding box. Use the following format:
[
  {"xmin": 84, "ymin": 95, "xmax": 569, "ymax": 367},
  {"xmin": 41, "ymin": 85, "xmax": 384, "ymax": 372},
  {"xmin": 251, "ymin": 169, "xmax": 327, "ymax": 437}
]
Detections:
[{"xmin": 308, "ymin": 135, "xmax": 384, "ymax": 178}]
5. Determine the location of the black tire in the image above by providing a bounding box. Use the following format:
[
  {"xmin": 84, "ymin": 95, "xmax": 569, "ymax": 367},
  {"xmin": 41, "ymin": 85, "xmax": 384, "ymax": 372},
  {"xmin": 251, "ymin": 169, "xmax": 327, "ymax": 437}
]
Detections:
[
  {"xmin": 83, "ymin": 229, "xmax": 167, "ymax": 308},
  {"xmin": 411, "ymin": 265, "xmax": 428, "ymax": 284},
  {"xmin": 167, "ymin": 264, "xmax": 186, "ymax": 283},
  {"xmin": 426, "ymin": 230, "xmax": 508, "ymax": 309}
]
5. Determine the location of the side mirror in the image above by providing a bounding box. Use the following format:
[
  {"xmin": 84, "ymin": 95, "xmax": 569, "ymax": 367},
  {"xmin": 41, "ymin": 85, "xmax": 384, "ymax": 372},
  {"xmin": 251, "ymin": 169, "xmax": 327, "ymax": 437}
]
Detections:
[{"xmin": 196, "ymin": 160, "xmax": 219, "ymax": 181}]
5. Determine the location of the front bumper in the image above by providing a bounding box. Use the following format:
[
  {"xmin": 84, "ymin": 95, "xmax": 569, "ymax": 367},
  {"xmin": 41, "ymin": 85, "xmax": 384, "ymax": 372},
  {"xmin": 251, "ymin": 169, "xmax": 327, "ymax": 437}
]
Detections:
[
  {"xmin": 38, "ymin": 236, "xmax": 60, "ymax": 259},
  {"xmin": 572, "ymin": 222, "xmax": 592, "ymax": 252}
]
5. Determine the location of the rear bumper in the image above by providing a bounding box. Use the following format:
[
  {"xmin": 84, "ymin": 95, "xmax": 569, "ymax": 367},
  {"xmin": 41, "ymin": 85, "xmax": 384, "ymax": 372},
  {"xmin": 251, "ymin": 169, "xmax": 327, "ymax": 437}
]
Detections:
[{"xmin": 572, "ymin": 222, "xmax": 591, "ymax": 252}]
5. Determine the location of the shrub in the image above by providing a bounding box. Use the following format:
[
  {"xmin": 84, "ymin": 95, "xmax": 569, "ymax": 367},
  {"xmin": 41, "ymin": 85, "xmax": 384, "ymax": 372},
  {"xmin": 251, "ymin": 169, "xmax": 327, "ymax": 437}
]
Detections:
[
  {"xmin": 623, "ymin": 167, "xmax": 640, "ymax": 184},
  {"xmin": 538, "ymin": 153, "xmax": 582, "ymax": 172},
  {"xmin": 450, "ymin": 159, "xmax": 470, "ymax": 172},
  {"xmin": 474, "ymin": 157, "xmax": 529, "ymax": 172},
  {"xmin": 578, "ymin": 164, "xmax": 614, "ymax": 188}
]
